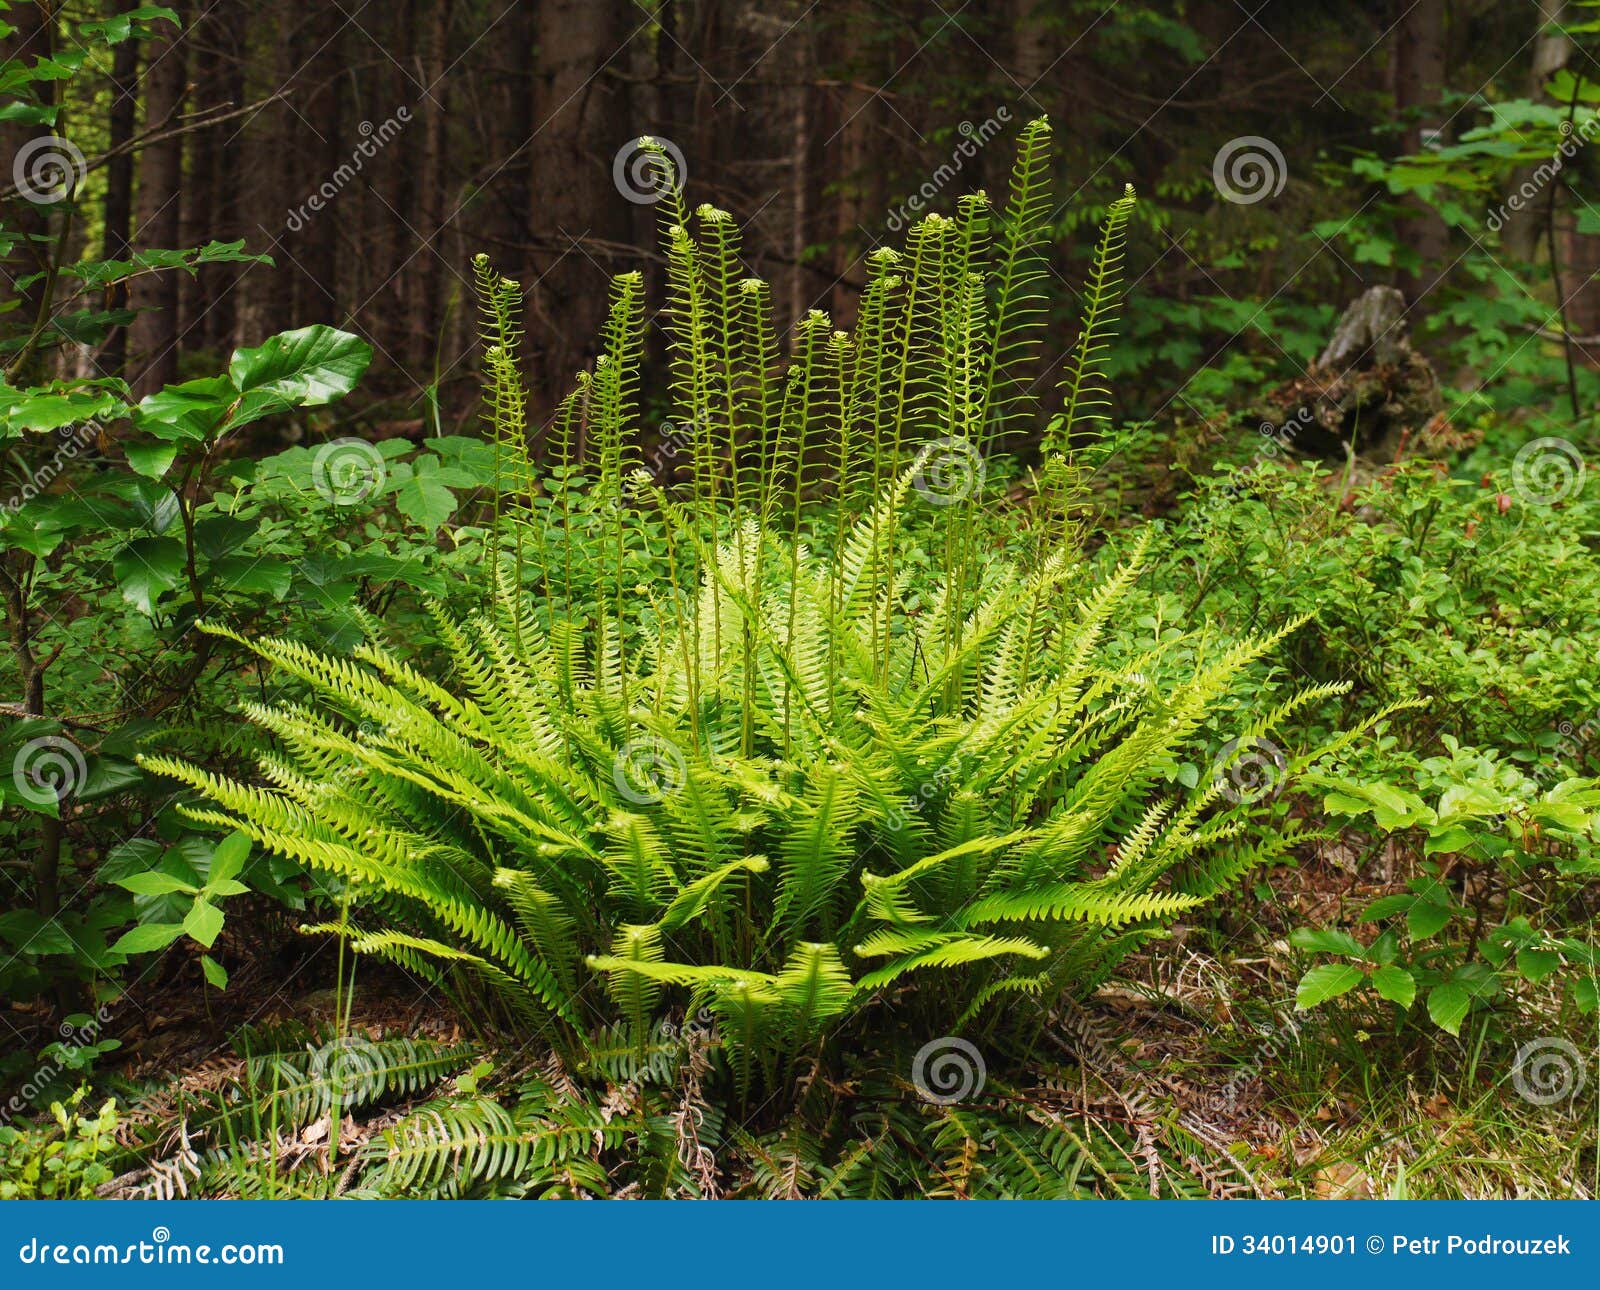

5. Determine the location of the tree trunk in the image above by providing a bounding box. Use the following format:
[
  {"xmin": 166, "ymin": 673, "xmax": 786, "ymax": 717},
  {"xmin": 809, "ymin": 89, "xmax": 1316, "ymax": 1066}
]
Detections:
[
  {"xmin": 1390, "ymin": 0, "xmax": 1448, "ymax": 305},
  {"xmin": 129, "ymin": 1, "xmax": 188, "ymax": 396},
  {"xmin": 788, "ymin": 16, "xmax": 812, "ymax": 327},
  {"xmin": 298, "ymin": 0, "xmax": 347, "ymax": 325},
  {"xmin": 1, "ymin": 2, "xmax": 57, "ymax": 385},
  {"xmin": 1501, "ymin": 0, "xmax": 1570, "ymax": 263},
  {"xmin": 527, "ymin": 0, "xmax": 635, "ymax": 406},
  {"xmin": 100, "ymin": 0, "xmax": 140, "ymax": 378},
  {"xmin": 1011, "ymin": 0, "xmax": 1053, "ymax": 111},
  {"xmin": 409, "ymin": 0, "xmax": 454, "ymax": 375},
  {"xmin": 265, "ymin": 7, "xmax": 304, "ymax": 336},
  {"xmin": 201, "ymin": 1, "xmax": 246, "ymax": 355}
]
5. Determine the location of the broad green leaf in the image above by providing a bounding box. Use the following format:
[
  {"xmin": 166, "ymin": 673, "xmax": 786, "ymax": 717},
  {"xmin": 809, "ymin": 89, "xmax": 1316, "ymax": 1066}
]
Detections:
[
  {"xmin": 394, "ymin": 474, "xmax": 457, "ymax": 533},
  {"xmin": 0, "ymin": 509, "xmax": 69, "ymax": 558},
  {"xmin": 1438, "ymin": 783, "xmax": 1508, "ymax": 822},
  {"xmin": 1371, "ymin": 965, "xmax": 1416, "ymax": 1008},
  {"xmin": 1423, "ymin": 825, "xmax": 1477, "ymax": 855},
  {"xmin": 1528, "ymin": 796, "xmax": 1594, "ymax": 832},
  {"xmin": 1288, "ymin": 927, "xmax": 1367, "ymax": 958},
  {"xmin": 0, "ymin": 387, "xmax": 121, "ymax": 435},
  {"xmin": 182, "ymin": 899, "xmax": 224, "ymax": 949},
  {"xmin": 112, "ymin": 536, "xmax": 186, "ymax": 614},
  {"xmin": 76, "ymin": 757, "xmax": 144, "ymax": 801},
  {"xmin": 227, "ymin": 326, "xmax": 372, "ymax": 424},
  {"xmin": 110, "ymin": 922, "xmax": 185, "ymax": 954},
  {"xmin": 1321, "ymin": 791, "xmax": 1370, "ymax": 818},
  {"xmin": 207, "ymin": 832, "xmax": 251, "ymax": 885},
  {"xmin": 0, "ymin": 909, "xmax": 77, "ymax": 955},
  {"xmin": 207, "ymin": 556, "xmax": 292, "ymax": 599},
  {"xmin": 1516, "ymin": 948, "xmax": 1560, "ymax": 982},
  {"xmin": 1426, "ymin": 982, "xmax": 1471, "ymax": 1035},
  {"xmin": 1296, "ymin": 963, "xmax": 1365, "ymax": 1010},
  {"xmin": 1364, "ymin": 783, "xmax": 1433, "ymax": 831},
  {"xmin": 98, "ymin": 839, "xmax": 163, "ymax": 885},
  {"xmin": 124, "ymin": 440, "xmax": 179, "ymax": 478},
  {"xmin": 1453, "ymin": 962, "xmax": 1501, "ymax": 1000},
  {"xmin": 134, "ymin": 376, "xmax": 234, "ymax": 441},
  {"xmin": 200, "ymin": 954, "xmax": 229, "ymax": 990},
  {"xmin": 113, "ymin": 871, "xmax": 196, "ymax": 897},
  {"xmin": 1407, "ymin": 900, "xmax": 1452, "ymax": 940},
  {"xmin": 0, "ymin": 101, "xmax": 58, "ymax": 126},
  {"xmin": 192, "ymin": 515, "xmax": 253, "ymax": 560}
]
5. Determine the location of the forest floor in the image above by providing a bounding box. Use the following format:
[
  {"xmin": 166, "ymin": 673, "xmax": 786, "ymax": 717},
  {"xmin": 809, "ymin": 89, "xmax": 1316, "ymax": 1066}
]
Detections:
[{"xmin": 14, "ymin": 826, "xmax": 1583, "ymax": 1200}]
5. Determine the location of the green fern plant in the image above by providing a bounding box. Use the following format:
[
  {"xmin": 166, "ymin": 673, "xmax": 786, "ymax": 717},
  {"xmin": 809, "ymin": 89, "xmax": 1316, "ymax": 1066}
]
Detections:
[
  {"xmin": 140, "ymin": 119, "xmax": 1354, "ymax": 1100},
  {"xmin": 106, "ymin": 1023, "xmax": 477, "ymax": 1199}
]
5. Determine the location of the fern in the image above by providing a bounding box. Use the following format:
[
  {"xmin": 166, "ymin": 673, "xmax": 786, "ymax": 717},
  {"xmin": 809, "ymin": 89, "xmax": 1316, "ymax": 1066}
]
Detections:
[{"xmin": 141, "ymin": 121, "xmax": 1344, "ymax": 1106}]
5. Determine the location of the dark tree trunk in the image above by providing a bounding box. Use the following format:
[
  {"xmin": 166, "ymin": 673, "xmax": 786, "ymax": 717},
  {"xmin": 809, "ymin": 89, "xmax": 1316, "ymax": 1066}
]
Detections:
[
  {"xmin": 129, "ymin": 0, "xmax": 188, "ymax": 396},
  {"xmin": 201, "ymin": 2, "xmax": 246, "ymax": 354},
  {"xmin": 265, "ymin": 8, "xmax": 305, "ymax": 336},
  {"xmin": 527, "ymin": 0, "xmax": 635, "ymax": 406},
  {"xmin": 298, "ymin": 0, "xmax": 347, "ymax": 324},
  {"xmin": 409, "ymin": 0, "xmax": 455, "ymax": 375},
  {"xmin": 1390, "ymin": 0, "xmax": 1448, "ymax": 305},
  {"xmin": 1, "ymin": 2, "xmax": 57, "ymax": 385},
  {"xmin": 1501, "ymin": 0, "xmax": 1570, "ymax": 263},
  {"xmin": 101, "ymin": 0, "xmax": 141, "ymax": 378}
]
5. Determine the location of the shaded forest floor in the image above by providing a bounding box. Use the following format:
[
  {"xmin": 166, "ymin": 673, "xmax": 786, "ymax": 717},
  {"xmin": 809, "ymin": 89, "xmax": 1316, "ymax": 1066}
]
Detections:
[{"xmin": 13, "ymin": 823, "xmax": 1586, "ymax": 1200}]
